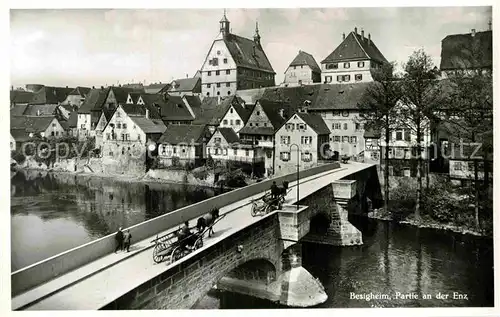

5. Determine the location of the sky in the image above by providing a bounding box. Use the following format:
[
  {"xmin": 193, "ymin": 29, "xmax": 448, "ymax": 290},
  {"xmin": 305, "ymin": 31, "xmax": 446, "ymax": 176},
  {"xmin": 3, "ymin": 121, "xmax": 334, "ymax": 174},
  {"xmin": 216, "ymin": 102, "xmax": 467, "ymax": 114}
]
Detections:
[{"xmin": 10, "ymin": 6, "xmax": 492, "ymax": 88}]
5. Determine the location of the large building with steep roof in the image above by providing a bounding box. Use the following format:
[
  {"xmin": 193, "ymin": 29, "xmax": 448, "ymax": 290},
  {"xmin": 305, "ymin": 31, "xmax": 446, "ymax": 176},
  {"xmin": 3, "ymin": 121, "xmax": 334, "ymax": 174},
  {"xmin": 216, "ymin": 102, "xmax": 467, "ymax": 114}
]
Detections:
[
  {"xmin": 321, "ymin": 27, "xmax": 388, "ymax": 84},
  {"xmin": 199, "ymin": 11, "xmax": 276, "ymax": 97},
  {"xmin": 284, "ymin": 50, "xmax": 321, "ymax": 85}
]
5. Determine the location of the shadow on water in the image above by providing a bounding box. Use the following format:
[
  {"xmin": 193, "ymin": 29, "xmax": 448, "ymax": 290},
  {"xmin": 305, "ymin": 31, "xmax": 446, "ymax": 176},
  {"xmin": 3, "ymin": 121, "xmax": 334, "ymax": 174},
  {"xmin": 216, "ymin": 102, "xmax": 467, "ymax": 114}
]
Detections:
[{"xmin": 10, "ymin": 170, "xmax": 218, "ymax": 271}]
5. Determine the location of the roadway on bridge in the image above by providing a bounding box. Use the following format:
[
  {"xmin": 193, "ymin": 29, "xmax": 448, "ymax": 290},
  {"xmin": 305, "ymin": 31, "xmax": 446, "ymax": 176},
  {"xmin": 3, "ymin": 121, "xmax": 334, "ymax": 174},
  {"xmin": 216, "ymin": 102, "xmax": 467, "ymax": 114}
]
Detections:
[{"xmin": 14, "ymin": 162, "xmax": 372, "ymax": 310}]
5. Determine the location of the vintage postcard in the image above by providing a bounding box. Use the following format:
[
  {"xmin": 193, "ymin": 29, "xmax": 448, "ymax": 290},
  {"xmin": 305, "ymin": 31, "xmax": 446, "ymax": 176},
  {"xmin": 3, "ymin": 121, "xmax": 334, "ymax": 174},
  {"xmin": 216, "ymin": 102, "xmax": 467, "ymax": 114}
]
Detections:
[{"xmin": 6, "ymin": 2, "xmax": 496, "ymax": 316}]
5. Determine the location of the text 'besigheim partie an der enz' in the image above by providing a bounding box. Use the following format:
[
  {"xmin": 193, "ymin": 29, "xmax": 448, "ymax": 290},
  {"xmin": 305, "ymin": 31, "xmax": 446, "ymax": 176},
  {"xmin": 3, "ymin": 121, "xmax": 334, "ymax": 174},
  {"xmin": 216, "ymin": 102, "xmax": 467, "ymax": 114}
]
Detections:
[{"xmin": 350, "ymin": 292, "xmax": 469, "ymax": 301}]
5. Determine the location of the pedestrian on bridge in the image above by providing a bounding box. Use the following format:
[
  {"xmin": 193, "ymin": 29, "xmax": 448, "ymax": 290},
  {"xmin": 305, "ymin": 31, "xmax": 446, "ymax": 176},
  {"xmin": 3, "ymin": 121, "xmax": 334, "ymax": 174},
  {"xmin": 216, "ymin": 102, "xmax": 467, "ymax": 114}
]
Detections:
[
  {"xmin": 123, "ymin": 230, "xmax": 132, "ymax": 252},
  {"xmin": 115, "ymin": 227, "xmax": 124, "ymax": 253}
]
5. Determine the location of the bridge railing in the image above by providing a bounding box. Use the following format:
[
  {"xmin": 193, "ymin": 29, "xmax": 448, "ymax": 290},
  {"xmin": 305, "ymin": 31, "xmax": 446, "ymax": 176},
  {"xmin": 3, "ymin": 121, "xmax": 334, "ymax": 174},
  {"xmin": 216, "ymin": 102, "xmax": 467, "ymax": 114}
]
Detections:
[{"xmin": 11, "ymin": 162, "xmax": 341, "ymax": 296}]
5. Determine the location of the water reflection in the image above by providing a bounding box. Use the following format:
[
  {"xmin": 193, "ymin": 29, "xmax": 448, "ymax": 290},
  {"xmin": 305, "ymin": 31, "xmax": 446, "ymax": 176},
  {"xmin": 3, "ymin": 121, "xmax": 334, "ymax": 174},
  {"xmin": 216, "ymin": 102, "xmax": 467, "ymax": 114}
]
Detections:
[
  {"xmin": 11, "ymin": 170, "xmax": 217, "ymax": 271},
  {"xmin": 195, "ymin": 216, "xmax": 493, "ymax": 308}
]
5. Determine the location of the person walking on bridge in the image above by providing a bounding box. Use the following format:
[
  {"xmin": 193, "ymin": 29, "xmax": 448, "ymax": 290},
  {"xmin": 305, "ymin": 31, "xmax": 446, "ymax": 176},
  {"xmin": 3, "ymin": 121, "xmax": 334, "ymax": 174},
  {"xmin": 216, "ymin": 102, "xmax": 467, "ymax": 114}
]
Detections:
[
  {"xmin": 123, "ymin": 229, "xmax": 132, "ymax": 252},
  {"xmin": 115, "ymin": 227, "xmax": 124, "ymax": 253}
]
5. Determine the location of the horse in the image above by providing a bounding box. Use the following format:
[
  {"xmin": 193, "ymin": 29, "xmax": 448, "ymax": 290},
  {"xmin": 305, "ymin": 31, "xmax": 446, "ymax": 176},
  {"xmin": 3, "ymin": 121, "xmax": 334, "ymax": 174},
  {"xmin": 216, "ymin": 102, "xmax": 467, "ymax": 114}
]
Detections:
[{"xmin": 196, "ymin": 208, "xmax": 220, "ymax": 237}]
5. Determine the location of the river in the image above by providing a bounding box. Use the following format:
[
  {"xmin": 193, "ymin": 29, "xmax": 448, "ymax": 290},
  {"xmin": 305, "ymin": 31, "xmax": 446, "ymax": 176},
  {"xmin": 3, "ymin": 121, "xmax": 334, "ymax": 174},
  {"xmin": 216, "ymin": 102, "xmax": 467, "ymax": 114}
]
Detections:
[{"xmin": 11, "ymin": 170, "xmax": 493, "ymax": 308}]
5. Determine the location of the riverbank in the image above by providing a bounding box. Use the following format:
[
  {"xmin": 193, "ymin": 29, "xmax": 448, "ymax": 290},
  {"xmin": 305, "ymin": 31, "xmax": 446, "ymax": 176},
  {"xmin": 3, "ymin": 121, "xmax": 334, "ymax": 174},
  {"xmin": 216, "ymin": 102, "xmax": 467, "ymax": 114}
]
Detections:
[{"xmin": 367, "ymin": 208, "xmax": 491, "ymax": 238}]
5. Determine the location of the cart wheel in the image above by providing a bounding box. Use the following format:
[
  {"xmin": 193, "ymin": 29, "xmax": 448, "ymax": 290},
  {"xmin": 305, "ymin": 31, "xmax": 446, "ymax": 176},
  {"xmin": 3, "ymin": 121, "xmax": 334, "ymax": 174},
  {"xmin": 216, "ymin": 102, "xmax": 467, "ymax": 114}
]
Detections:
[
  {"xmin": 194, "ymin": 238, "xmax": 203, "ymax": 249},
  {"xmin": 153, "ymin": 243, "xmax": 165, "ymax": 264},
  {"xmin": 170, "ymin": 246, "xmax": 182, "ymax": 263},
  {"xmin": 265, "ymin": 204, "xmax": 274, "ymax": 213},
  {"xmin": 251, "ymin": 203, "xmax": 258, "ymax": 216}
]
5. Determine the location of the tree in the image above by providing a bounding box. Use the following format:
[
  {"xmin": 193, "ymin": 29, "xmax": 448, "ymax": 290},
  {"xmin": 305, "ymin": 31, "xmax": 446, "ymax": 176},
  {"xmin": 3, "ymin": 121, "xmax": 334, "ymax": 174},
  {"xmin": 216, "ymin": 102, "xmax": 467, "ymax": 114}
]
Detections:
[
  {"xmin": 399, "ymin": 49, "xmax": 443, "ymax": 220},
  {"xmin": 359, "ymin": 62, "xmax": 402, "ymax": 212}
]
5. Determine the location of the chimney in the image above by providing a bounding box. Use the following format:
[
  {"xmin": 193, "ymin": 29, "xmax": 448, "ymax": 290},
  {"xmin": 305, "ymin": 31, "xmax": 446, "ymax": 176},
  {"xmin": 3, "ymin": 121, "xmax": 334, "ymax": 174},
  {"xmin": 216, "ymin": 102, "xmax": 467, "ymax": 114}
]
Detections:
[
  {"xmin": 92, "ymin": 86, "xmax": 95, "ymax": 89},
  {"xmin": 471, "ymin": 28, "xmax": 476, "ymax": 37},
  {"xmin": 66, "ymin": 86, "xmax": 68, "ymax": 88},
  {"xmin": 342, "ymin": 32, "xmax": 345, "ymax": 40},
  {"xmin": 217, "ymin": 95, "xmax": 222, "ymax": 105},
  {"xmin": 354, "ymin": 27, "xmax": 358, "ymax": 34},
  {"xmin": 36, "ymin": 109, "xmax": 41, "ymax": 116},
  {"xmin": 368, "ymin": 33, "xmax": 371, "ymax": 45},
  {"xmin": 279, "ymin": 109, "xmax": 284, "ymax": 118},
  {"xmin": 145, "ymin": 109, "xmax": 149, "ymax": 119},
  {"xmin": 186, "ymin": 74, "xmax": 189, "ymax": 78},
  {"xmin": 361, "ymin": 29, "xmax": 365, "ymax": 40},
  {"xmin": 101, "ymin": 86, "xmax": 104, "ymax": 90}
]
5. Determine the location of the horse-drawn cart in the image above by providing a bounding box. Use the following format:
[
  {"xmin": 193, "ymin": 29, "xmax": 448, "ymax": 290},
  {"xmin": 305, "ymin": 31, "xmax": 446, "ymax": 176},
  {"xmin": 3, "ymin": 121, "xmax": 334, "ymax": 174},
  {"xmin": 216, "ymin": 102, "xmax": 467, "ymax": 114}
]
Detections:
[
  {"xmin": 151, "ymin": 208, "xmax": 225, "ymax": 264},
  {"xmin": 250, "ymin": 181, "xmax": 290, "ymax": 216}
]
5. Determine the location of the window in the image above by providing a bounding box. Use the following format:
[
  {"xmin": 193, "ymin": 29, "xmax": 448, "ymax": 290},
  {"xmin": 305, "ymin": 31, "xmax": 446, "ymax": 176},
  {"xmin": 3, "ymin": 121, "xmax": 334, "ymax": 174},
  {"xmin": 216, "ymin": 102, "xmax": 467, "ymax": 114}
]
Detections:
[
  {"xmin": 228, "ymin": 91, "xmax": 231, "ymax": 95},
  {"xmin": 216, "ymin": 70, "xmax": 220, "ymax": 76},
  {"xmin": 123, "ymin": 123, "xmax": 127, "ymax": 129},
  {"xmin": 245, "ymin": 149, "xmax": 249, "ymax": 156},
  {"xmin": 236, "ymin": 119, "xmax": 241, "ymax": 125},
  {"xmin": 217, "ymin": 50, "xmax": 221, "ymax": 55},
  {"xmin": 137, "ymin": 135, "xmax": 141, "ymax": 141},
  {"xmin": 325, "ymin": 76, "xmax": 332, "ymax": 83},
  {"xmin": 343, "ymin": 123, "xmax": 348, "ymax": 130},
  {"xmin": 454, "ymin": 162, "xmax": 462, "ymax": 171},
  {"xmin": 81, "ymin": 124, "xmax": 85, "ymax": 129},
  {"xmin": 344, "ymin": 75, "xmax": 351, "ymax": 81},
  {"xmin": 332, "ymin": 123, "xmax": 341, "ymax": 130},
  {"xmin": 355, "ymin": 74, "xmax": 363, "ymax": 81},
  {"xmin": 344, "ymin": 62, "xmax": 350, "ymax": 68},
  {"xmin": 215, "ymin": 137, "xmax": 221, "ymax": 143},
  {"xmin": 264, "ymin": 123, "xmax": 267, "ymax": 127},
  {"xmin": 301, "ymin": 152, "xmax": 312, "ymax": 162},
  {"xmin": 230, "ymin": 119, "xmax": 233, "ymax": 125},
  {"xmin": 250, "ymin": 123, "xmax": 253, "ymax": 126},
  {"xmin": 106, "ymin": 133, "xmax": 110, "ymax": 140},
  {"xmin": 117, "ymin": 123, "xmax": 121, "ymax": 129},
  {"xmin": 280, "ymin": 135, "xmax": 291, "ymax": 145},
  {"xmin": 301, "ymin": 136, "xmax": 312, "ymax": 144},
  {"xmin": 337, "ymin": 75, "xmax": 343, "ymax": 82},
  {"xmin": 207, "ymin": 84, "xmax": 211, "ymax": 88},
  {"xmin": 206, "ymin": 92, "xmax": 210, "ymax": 96},
  {"xmin": 226, "ymin": 83, "xmax": 230, "ymax": 87},
  {"xmin": 342, "ymin": 111, "xmax": 349, "ymax": 117},
  {"xmin": 326, "ymin": 63, "xmax": 338, "ymax": 69},
  {"xmin": 256, "ymin": 111, "xmax": 260, "ymax": 116},
  {"xmin": 55, "ymin": 131, "xmax": 59, "ymax": 136},
  {"xmin": 396, "ymin": 130, "xmax": 403, "ymax": 141},
  {"xmin": 52, "ymin": 123, "xmax": 56, "ymax": 128},
  {"xmin": 280, "ymin": 152, "xmax": 290, "ymax": 161},
  {"xmin": 355, "ymin": 123, "xmax": 361, "ymax": 130},
  {"xmin": 212, "ymin": 58, "xmax": 219, "ymax": 66},
  {"xmin": 342, "ymin": 136, "xmax": 349, "ymax": 143},
  {"xmin": 230, "ymin": 108, "xmax": 233, "ymax": 114},
  {"xmin": 350, "ymin": 136, "xmax": 357, "ymax": 143},
  {"xmin": 208, "ymin": 71, "xmax": 211, "ymax": 76},
  {"xmin": 334, "ymin": 136, "xmax": 340, "ymax": 142},
  {"xmin": 255, "ymin": 123, "xmax": 259, "ymax": 127},
  {"xmin": 216, "ymin": 83, "xmax": 221, "ymax": 88},
  {"xmin": 286, "ymin": 123, "xmax": 295, "ymax": 131},
  {"xmin": 357, "ymin": 61, "xmax": 365, "ymax": 68},
  {"xmin": 217, "ymin": 91, "xmax": 220, "ymax": 95},
  {"xmin": 223, "ymin": 58, "xmax": 228, "ymax": 63},
  {"xmin": 226, "ymin": 70, "xmax": 230, "ymax": 75},
  {"xmin": 298, "ymin": 124, "xmax": 306, "ymax": 130},
  {"xmin": 51, "ymin": 131, "xmax": 55, "ymax": 136}
]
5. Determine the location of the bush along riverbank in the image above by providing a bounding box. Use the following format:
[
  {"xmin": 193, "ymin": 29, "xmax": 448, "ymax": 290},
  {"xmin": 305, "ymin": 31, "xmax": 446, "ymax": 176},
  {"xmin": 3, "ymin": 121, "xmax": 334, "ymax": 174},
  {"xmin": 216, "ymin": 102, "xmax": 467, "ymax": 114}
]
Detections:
[{"xmin": 368, "ymin": 177, "xmax": 493, "ymax": 238}]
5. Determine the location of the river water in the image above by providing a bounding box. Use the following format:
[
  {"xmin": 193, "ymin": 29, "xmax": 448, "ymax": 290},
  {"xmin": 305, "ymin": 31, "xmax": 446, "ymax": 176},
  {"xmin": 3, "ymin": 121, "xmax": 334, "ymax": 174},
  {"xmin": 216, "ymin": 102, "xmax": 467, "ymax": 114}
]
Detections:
[{"xmin": 11, "ymin": 170, "xmax": 493, "ymax": 308}]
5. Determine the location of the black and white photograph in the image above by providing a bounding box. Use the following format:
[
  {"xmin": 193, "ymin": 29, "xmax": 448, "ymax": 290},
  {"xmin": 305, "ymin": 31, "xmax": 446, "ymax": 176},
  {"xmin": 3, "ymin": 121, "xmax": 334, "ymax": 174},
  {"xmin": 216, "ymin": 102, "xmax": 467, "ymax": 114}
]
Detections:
[{"xmin": 4, "ymin": 1, "xmax": 497, "ymax": 315}]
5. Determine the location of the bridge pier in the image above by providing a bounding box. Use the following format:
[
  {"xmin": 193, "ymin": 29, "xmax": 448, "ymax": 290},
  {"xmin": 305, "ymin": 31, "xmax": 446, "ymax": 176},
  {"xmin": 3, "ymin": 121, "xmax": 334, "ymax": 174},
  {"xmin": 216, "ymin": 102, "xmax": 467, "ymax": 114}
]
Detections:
[{"xmin": 302, "ymin": 180, "xmax": 363, "ymax": 246}]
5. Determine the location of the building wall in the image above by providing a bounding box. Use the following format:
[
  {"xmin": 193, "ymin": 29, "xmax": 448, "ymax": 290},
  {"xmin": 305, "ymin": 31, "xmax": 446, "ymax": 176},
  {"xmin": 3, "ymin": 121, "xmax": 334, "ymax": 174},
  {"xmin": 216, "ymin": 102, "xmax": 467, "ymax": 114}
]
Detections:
[
  {"xmin": 274, "ymin": 115, "xmax": 322, "ymax": 175},
  {"xmin": 101, "ymin": 106, "xmax": 147, "ymax": 157},
  {"xmin": 201, "ymin": 40, "xmax": 238, "ymax": 97},
  {"xmin": 206, "ymin": 130, "xmax": 256, "ymax": 163},
  {"xmin": 313, "ymin": 109, "xmax": 365, "ymax": 157},
  {"xmin": 321, "ymin": 59, "xmax": 374, "ymax": 84},
  {"xmin": 219, "ymin": 106, "xmax": 245, "ymax": 133},
  {"xmin": 44, "ymin": 118, "xmax": 66, "ymax": 139},
  {"xmin": 236, "ymin": 67, "xmax": 275, "ymax": 90},
  {"xmin": 284, "ymin": 65, "xmax": 320, "ymax": 85},
  {"xmin": 158, "ymin": 144, "xmax": 197, "ymax": 166},
  {"xmin": 10, "ymin": 135, "xmax": 16, "ymax": 151},
  {"xmin": 61, "ymin": 95, "xmax": 85, "ymax": 107},
  {"xmin": 77, "ymin": 114, "xmax": 92, "ymax": 140}
]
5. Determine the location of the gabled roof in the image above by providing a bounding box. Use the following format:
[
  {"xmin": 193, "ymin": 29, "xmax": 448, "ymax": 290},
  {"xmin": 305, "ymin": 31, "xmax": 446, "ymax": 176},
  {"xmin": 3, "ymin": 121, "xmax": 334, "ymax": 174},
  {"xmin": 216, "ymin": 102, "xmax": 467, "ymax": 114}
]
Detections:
[
  {"xmin": 295, "ymin": 112, "xmax": 330, "ymax": 135},
  {"xmin": 121, "ymin": 83, "xmax": 144, "ymax": 90},
  {"xmin": 289, "ymin": 51, "xmax": 321, "ymax": 73},
  {"xmin": 217, "ymin": 127, "xmax": 241, "ymax": 144},
  {"xmin": 11, "ymin": 129, "xmax": 32, "ymax": 142},
  {"xmin": 128, "ymin": 116, "xmax": 166, "ymax": 134},
  {"xmin": 22, "ymin": 104, "xmax": 58, "ymax": 116},
  {"xmin": 235, "ymin": 87, "xmax": 267, "ymax": 104},
  {"xmin": 321, "ymin": 31, "xmax": 388, "ymax": 64},
  {"xmin": 144, "ymin": 83, "xmax": 171, "ymax": 94},
  {"xmin": 69, "ymin": 86, "xmax": 91, "ymax": 97},
  {"xmin": 260, "ymin": 85, "xmax": 320, "ymax": 110},
  {"xmin": 10, "ymin": 104, "xmax": 29, "ymax": 117},
  {"xmin": 183, "ymin": 95, "xmax": 202, "ymax": 109},
  {"xmin": 238, "ymin": 126, "xmax": 275, "ymax": 135},
  {"xmin": 169, "ymin": 77, "xmax": 201, "ymax": 93},
  {"xmin": 440, "ymin": 30, "xmax": 492, "ymax": 71},
  {"xmin": 29, "ymin": 86, "xmax": 75, "ymax": 105},
  {"xmin": 110, "ymin": 86, "xmax": 145, "ymax": 105},
  {"xmin": 10, "ymin": 116, "xmax": 58, "ymax": 133},
  {"xmin": 159, "ymin": 95, "xmax": 195, "ymax": 121},
  {"xmin": 78, "ymin": 88, "xmax": 109, "ymax": 114},
  {"xmin": 10, "ymin": 90, "xmax": 34, "ymax": 104},
  {"xmin": 158, "ymin": 124, "xmax": 209, "ymax": 145},
  {"xmin": 121, "ymin": 101, "xmax": 162, "ymax": 120},
  {"xmin": 309, "ymin": 83, "xmax": 372, "ymax": 110},
  {"xmin": 222, "ymin": 34, "xmax": 275, "ymax": 73}
]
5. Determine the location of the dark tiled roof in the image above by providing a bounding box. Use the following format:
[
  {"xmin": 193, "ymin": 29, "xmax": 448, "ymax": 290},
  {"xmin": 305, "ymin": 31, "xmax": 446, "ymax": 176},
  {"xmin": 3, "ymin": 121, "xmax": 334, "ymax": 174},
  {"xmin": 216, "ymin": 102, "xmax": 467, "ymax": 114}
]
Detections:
[
  {"xmin": 296, "ymin": 112, "xmax": 330, "ymax": 135},
  {"xmin": 10, "ymin": 90, "xmax": 34, "ymax": 104},
  {"xmin": 110, "ymin": 86, "xmax": 145, "ymax": 105},
  {"xmin": 11, "ymin": 129, "xmax": 32, "ymax": 142},
  {"xmin": 223, "ymin": 35, "xmax": 275, "ymax": 73},
  {"xmin": 144, "ymin": 83, "xmax": 171, "ymax": 94},
  {"xmin": 309, "ymin": 83, "xmax": 372, "ymax": 110},
  {"xmin": 183, "ymin": 95, "xmax": 202, "ymax": 108},
  {"xmin": 69, "ymin": 86, "xmax": 91, "ymax": 97},
  {"xmin": 235, "ymin": 88, "xmax": 267, "ymax": 104},
  {"xmin": 238, "ymin": 126, "xmax": 275, "ymax": 135},
  {"xmin": 440, "ymin": 30, "xmax": 492, "ymax": 71},
  {"xmin": 10, "ymin": 104, "xmax": 29, "ymax": 117},
  {"xmin": 122, "ymin": 83, "xmax": 144, "ymax": 90},
  {"xmin": 159, "ymin": 95, "xmax": 195, "ymax": 121},
  {"xmin": 364, "ymin": 128, "xmax": 381, "ymax": 139},
  {"xmin": 22, "ymin": 104, "xmax": 58, "ymax": 116},
  {"xmin": 10, "ymin": 116, "xmax": 57, "ymax": 133},
  {"xmin": 256, "ymin": 99, "xmax": 292, "ymax": 131},
  {"xmin": 128, "ymin": 116, "xmax": 166, "ymax": 134},
  {"xmin": 260, "ymin": 85, "xmax": 320, "ymax": 110},
  {"xmin": 169, "ymin": 77, "xmax": 201, "ymax": 93},
  {"xmin": 158, "ymin": 124, "xmax": 209, "ymax": 144},
  {"xmin": 79, "ymin": 88, "xmax": 109, "ymax": 114},
  {"xmin": 289, "ymin": 51, "xmax": 321, "ymax": 73},
  {"xmin": 322, "ymin": 31, "xmax": 388, "ymax": 64},
  {"xmin": 121, "ymin": 101, "xmax": 162, "ymax": 120},
  {"xmin": 30, "ymin": 86, "xmax": 74, "ymax": 105},
  {"xmin": 217, "ymin": 127, "xmax": 241, "ymax": 144}
]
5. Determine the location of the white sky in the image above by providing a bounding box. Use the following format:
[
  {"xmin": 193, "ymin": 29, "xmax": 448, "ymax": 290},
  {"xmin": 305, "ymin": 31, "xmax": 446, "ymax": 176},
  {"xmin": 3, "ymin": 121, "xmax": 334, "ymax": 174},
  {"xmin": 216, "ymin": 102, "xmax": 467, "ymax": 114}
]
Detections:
[{"xmin": 10, "ymin": 6, "xmax": 492, "ymax": 88}]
